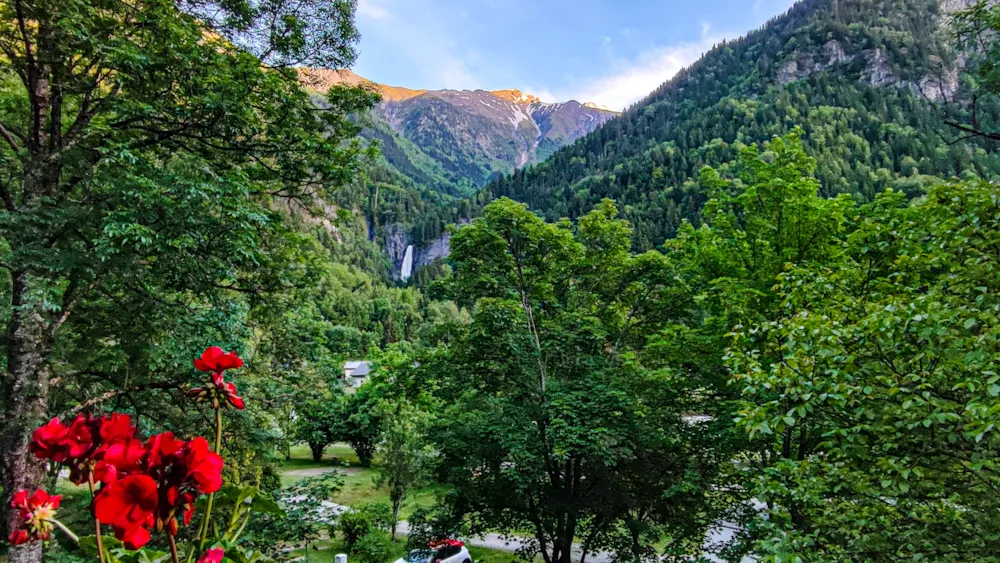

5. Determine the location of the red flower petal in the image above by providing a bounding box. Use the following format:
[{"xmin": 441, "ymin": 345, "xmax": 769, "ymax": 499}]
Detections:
[
  {"xmin": 146, "ymin": 432, "xmax": 183, "ymax": 468},
  {"xmin": 64, "ymin": 415, "xmax": 95, "ymax": 459},
  {"xmin": 228, "ymin": 394, "xmax": 245, "ymax": 410},
  {"xmin": 217, "ymin": 352, "xmax": 244, "ymax": 371},
  {"xmin": 222, "ymin": 382, "xmax": 245, "ymax": 410},
  {"xmin": 94, "ymin": 475, "xmax": 158, "ymax": 532},
  {"xmin": 198, "ymin": 548, "xmax": 226, "ymax": 563},
  {"xmin": 184, "ymin": 437, "xmax": 224, "ymax": 493},
  {"xmin": 95, "ymin": 438, "xmax": 146, "ymax": 484},
  {"xmin": 29, "ymin": 418, "xmax": 69, "ymax": 461},
  {"xmin": 121, "ymin": 526, "xmax": 151, "ymax": 550},
  {"xmin": 99, "ymin": 413, "xmax": 136, "ymax": 442},
  {"xmin": 194, "ymin": 346, "xmax": 225, "ymax": 372},
  {"xmin": 27, "ymin": 489, "xmax": 49, "ymax": 509},
  {"xmin": 8, "ymin": 529, "xmax": 30, "ymax": 545},
  {"xmin": 194, "ymin": 346, "xmax": 243, "ymax": 374}
]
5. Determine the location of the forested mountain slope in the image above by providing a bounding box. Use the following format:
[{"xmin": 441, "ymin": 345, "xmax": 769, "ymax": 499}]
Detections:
[{"xmin": 485, "ymin": 0, "xmax": 999, "ymax": 250}]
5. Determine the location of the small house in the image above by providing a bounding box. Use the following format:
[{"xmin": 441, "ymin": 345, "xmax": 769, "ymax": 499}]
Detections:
[{"xmin": 342, "ymin": 361, "xmax": 371, "ymax": 387}]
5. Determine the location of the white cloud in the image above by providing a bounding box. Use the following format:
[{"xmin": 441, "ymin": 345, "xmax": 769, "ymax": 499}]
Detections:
[
  {"xmin": 533, "ymin": 89, "xmax": 559, "ymax": 103},
  {"xmin": 567, "ymin": 30, "xmax": 726, "ymax": 111},
  {"xmin": 357, "ymin": 0, "xmax": 390, "ymax": 20}
]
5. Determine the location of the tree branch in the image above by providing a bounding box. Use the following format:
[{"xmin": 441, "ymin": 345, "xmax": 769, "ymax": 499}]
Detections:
[
  {"xmin": 0, "ymin": 121, "xmax": 23, "ymax": 155},
  {"xmin": 56, "ymin": 381, "xmax": 180, "ymax": 418}
]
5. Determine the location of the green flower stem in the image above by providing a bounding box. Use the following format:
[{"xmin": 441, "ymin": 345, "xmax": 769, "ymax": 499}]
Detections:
[
  {"xmin": 43, "ymin": 518, "xmax": 79, "ymax": 544},
  {"xmin": 214, "ymin": 405, "xmax": 223, "ymax": 455},
  {"xmin": 88, "ymin": 476, "xmax": 106, "ymax": 563},
  {"xmin": 198, "ymin": 406, "xmax": 223, "ymax": 550}
]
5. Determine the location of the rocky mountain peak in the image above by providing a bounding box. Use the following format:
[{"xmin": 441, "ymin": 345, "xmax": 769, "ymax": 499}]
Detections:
[
  {"xmin": 297, "ymin": 68, "xmax": 427, "ymax": 101},
  {"xmin": 489, "ymin": 89, "xmax": 542, "ymax": 104}
]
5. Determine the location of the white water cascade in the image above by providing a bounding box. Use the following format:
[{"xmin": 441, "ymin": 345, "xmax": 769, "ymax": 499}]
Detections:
[{"xmin": 400, "ymin": 244, "xmax": 414, "ymax": 281}]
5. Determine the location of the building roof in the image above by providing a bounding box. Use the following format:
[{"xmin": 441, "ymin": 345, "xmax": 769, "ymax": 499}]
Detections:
[{"xmin": 344, "ymin": 361, "xmax": 371, "ymax": 377}]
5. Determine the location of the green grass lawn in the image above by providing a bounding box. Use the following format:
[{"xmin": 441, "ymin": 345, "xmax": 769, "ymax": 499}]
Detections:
[
  {"xmin": 287, "ymin": 443, "xmax": 362, "ymax": 466},
  {"xmin": 332, "ymin": 467, "xmax": 450, "ymax": 520},
  {"xmin": 280, "ymin": 443, "xmax": 361, "ymax": 487},
  {"xmin": 282, "ymin": 442, "xmax": 452, "ymax": 520}
]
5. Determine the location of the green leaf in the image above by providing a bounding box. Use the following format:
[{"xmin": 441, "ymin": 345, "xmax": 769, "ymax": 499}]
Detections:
[{"xmin": 79, "ymin": 535, "xmax": 124, "ymax": 558}]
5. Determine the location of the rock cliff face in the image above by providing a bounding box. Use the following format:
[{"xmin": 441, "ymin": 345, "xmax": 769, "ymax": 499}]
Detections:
[
  {"xmin": 385, "ymin": 228, "xmax": 457, "ymax": 281},
  {"xmin": 383, "ymin": 224, "xmax": 410, "ymax": 273},
  {"xmin": 776, "ymin": 0, "xmax": 971, "ymax": 102},
  {"xmin": 777, "ymin": 40, "xmax": 963, "ymax": 102}
]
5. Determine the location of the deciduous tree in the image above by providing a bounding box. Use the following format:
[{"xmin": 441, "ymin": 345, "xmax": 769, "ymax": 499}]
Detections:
[
  {"xmin": 0, "ymin": 1, "xmax": 374, "ymax": 560},
  {"xmin": 375, "ymin": 403, "xmax": 435, "ymax": 539},
  {"xmin": 434, "ymin": 198, "xmax": 728, "ymax": 563}
]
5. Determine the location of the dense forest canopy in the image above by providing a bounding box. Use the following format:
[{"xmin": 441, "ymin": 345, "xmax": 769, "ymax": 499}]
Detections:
[{"xmin": 475, "ymin": 0, "xmax": 1000, "ymax": 251}]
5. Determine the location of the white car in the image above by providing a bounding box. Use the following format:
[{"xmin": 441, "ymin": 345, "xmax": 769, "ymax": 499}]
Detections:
[{"xmin": 394, "ymin": 541, "xmax": 471, "ymax": 563}]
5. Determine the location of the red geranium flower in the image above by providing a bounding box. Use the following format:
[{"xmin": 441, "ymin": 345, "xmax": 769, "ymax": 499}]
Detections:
[
  {"xmin": 94, "ymin": 475, "xmax": 158, "ymax": 549},
  {"xmin": 94, "ymin": 437, "xmax": 147, "ymax": 485},
  {"xmin": 91, "ymin": 431, "xmax": 224, "ymax": 544},
  {"xmin": 100, "ymin": 413, "xmax": 137, "ymax": 442},
  {"xmin": 184, "ymin": 437, "xmax": 224, "ymax": 493},
  {"xmin": 194, "ymin": 346, "xmax": 244, "ymax": 374},
  {"xmin": 64, "ymin": 414, "xmax": 96, "ymax": 459},
  {"xmin": 8, "ymin": 489, "xmax": 62, "ymax": 545},
  {"xmin": 29, "ymin": 418, "xmax": 69, "ymax": 461},
  {"xmin": 198, "ymin": 548, "xmax": 226, "ymax": 563},
  {"xmin": 30, "ymin": 413, "xmax": 140, "ymax": 485},
  {"xmin": 190, "ymin": 347, "xmax": 246, "ymax": 410},
  {"xmin": 139, "ymin": 432, "xmax": 224, "ymax": 536},
  {"xmin": 145, "ymin": 432, "xmax": 184, "ymax": 469},
  {"xmin": 188, "ymin": 372, "xmax": 245, "ymax": 410}
]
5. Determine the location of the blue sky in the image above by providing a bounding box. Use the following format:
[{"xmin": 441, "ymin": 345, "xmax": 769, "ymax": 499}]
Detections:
[{"xmin": 351, "ymin": 0, "xmax": 798, "ymax": 111}]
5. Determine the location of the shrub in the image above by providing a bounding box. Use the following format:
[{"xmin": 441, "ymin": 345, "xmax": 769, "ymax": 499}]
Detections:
[
  {"xmin": 352, "ymin": 529, "xmax": 393, "ymax": 563},
  {"xmin": 337, "ymin": 502, "xmax": 393, "ymax": 548}
]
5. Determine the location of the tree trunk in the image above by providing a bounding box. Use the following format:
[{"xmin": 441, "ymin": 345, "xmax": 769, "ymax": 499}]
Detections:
[
  {"xmin": 553, "ymin": 541, "xmax": 573, "ymax": 563},
  {"xmin": 390, "ymin": 491, "xmax": 403, "ymax": 540},
  {"xmin": 2, "ymin": 271, "xmax": 55, "ymax": 563},
  {"xmin": 310, "ymin": 442, "xmax": 325, "ymax": 462},
  {"xmin": 555, "ymin": 513, "xmax": 577, "ymax": 563}
]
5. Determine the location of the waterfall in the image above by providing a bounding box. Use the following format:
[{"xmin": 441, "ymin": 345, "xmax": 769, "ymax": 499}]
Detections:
[{"xmin": 400, "ymin": 244, "xmax": 414, "ymax": 281}]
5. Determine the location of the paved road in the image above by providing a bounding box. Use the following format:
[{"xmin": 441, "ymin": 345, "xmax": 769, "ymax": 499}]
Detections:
[{"xmin": 394, "ymin": 521, "xmax": 613, "ymax": 563}]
